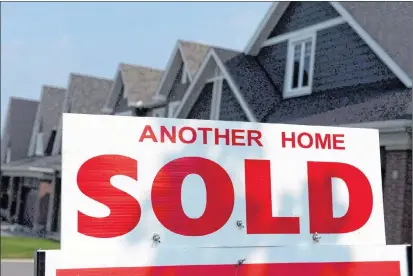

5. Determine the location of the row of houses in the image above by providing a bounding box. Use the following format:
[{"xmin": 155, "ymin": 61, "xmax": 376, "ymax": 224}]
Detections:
[{"xmin": 1, "ymin": 1, "xmax": 412, "ymax": 244}]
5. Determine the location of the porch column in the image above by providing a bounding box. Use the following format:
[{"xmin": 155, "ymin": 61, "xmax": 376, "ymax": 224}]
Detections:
[
  {"xmin": 6, "ymin": 176, "xmax": 14, "ymax": 221},
  {"xmin": 46, "ymin": 175, "xmax": 56, "ymax": 232},
  {"xmin": 32, "ymin": 184, "xmax": 41, "ymax": 232},
  {"xmin": 14, "ymin": 177, "xmax": 23, "ymax": 224}
]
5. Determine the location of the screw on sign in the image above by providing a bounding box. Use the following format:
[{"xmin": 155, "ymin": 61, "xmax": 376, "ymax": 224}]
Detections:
[{"xmin": 76, "ymin": 154, "xmax": 373, "ymax": 239}]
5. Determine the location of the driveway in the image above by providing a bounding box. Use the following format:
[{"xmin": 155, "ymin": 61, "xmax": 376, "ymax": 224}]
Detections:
[{"xmin": 1, "ymin": 260, "xmax": 34, "ymax": 276}]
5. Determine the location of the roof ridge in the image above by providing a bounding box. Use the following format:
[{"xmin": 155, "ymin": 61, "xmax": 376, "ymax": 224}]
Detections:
[
  {"xmin": 41, "ymin": 84, "xmax": 67, "ymax": 91},
  {"xmin": 119, "ymin": 62, "xmax": 163, "ymax": 73},
  {"xmin": 9, "ymin": 96, "xmax": 39, "ymax": 103},
  {"xmin": 69, "ymin": 72, "xmax": 113, "ymax": 82}
]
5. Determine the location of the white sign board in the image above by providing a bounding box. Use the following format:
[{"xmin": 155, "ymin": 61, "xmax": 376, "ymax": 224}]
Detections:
[
  {"xmin": 61, "ymin": 113, "xmax": 385, "ymax": 251},
  {"xmin": 40, "ymin": 245, "xmax": 410, "ymax": 276}
]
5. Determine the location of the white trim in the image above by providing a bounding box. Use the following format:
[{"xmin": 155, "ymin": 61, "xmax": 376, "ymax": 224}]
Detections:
[
  {"xmin": 210, "ymin": 73, "xmax": 223, "ymax": 120},
  {"xmin": 154, "ymin": 42, "xmax": 181, "ymax": 97},
  {"xmin": 174, "ymin": 50, "xmax": 214, "ymax": 119},
  {"xmin": 339, "ymin": 119, "xmax": 412, "ymax": 150},
  {"xmin": 168, "ymin": 101, "xmax": 181, "ymax": 117},
  {"xmin": 244, "ymin": 2, "xmax": 287, "ymax": 55},
  {"xmin": 329, "ymin": 1, "xmax": 412, "ymax": 88},
  {"xmin": 283, "ymin": 33, "xmax": 317, "ymax": 98},
  {"xmin": 247, "ymin": 1, "xmax": 412, "ymax": 88},
  {"xmin": 178, "ymin": 43, "xmax": 194, "ymax": 83},
  {"xmin": 5, "ymin": 146, "xmax": 11, "ymax": 164},
  {"xmin": 211, "ymin": 50, "xmax": 257, "ymax": 122},
  {"xmin": 205, "ymin": 76, "xmax": 224, "ymax": 83},
  {"xmin": 262, "ymin": 17, "xmax": 346, "ymax": 47},
  {"xmin": 35, "ymin": 132, "xmax": 44, "ymax": 156},
  {"xmin": 181, "ymin": 66, "xmax": 190, "ymax": 84},
  {"xmin": 175, "ymin": 49, "xmax": 257, "ymax": 122},
  {"xmin": 152, "ymin": 107, "xmax": 166, "ymax": 118},
  {"xmin": 102, "ymin": 70, "xmax": 123, "ymax": 114}
]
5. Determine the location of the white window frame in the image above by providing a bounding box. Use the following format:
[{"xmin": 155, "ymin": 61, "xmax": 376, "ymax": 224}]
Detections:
[
  {"xmin": 181, "ymin": 66, "xmax": 190, "ymax": 84},
  {"xmin": 35, "ymin": 132, "xmax": 44, "ymax": 156},
  {"xmin": 283, "ymin": 33, "xmax": 317, "ymax": 98},
  {"xmin": 168, "ymin": 101, "xmax": 181, "ymax": 117},
  {"xmin": 208, "ymin": 66, "xmax": 224, "ymax": 120},
  {"xmin": 5, "ymin": 146, "xmax": 11, "ymax": 163},
  {"xmin": 152, "ymin": 107, "xmax": 165, "ymax": 118}
]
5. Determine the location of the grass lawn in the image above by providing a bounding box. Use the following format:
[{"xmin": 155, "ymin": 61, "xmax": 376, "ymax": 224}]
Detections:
[{"xmin": 1, "ymin": 236, "xmax": 60, "ymax": 259}]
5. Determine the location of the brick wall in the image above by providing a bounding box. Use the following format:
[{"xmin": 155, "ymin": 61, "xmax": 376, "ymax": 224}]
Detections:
[{"xmin": 383, "ymin": 150, "xmax": 412, "ymax": 244}]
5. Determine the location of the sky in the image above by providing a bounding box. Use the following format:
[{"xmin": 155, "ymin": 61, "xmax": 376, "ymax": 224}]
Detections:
[{"xmin": 1, "ymin": 1, "xmax": 272, "ymax": 129}]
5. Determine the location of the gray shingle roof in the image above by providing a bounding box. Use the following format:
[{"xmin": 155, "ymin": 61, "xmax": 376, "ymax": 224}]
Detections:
[
  {"xmin": 340, "ymin": 1, "xmax": 412, "ymax": 78},
  {"xmin": 52, "ymin": 73, "xmax": 114, "ymax": 155},
  {"xmin": 65, "ymin": 73, "xmax": 114, "ymax": 114},
  {"xmin": 28, "ymin": 85, "xmax": 66, "ymax": 156},
  {"xmin": 119, "ymin": 63, "xmax": 163, "ymax": 106},
  {"xmin": 284, "ymin": 88, "xmax": 412, "ymax": 126},
  {"xmin": 1, "ymin": 97, "xmax": 39, "ymax": 164},
  {"xmin": 179, "ymin": 40, "xmax": 210, "ymax": 76}
]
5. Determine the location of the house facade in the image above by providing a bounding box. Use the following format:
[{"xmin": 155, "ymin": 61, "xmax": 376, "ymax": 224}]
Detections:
[
  {"xmin": 1, "ymin": 75, "xmax": 113, "ymax": 236},
  {"xmin": 173, "ymin": 1, "xmax": 412, "ymax": 244},
  {"xmin": 1, "ymin": 1, "xmax": 411, "ymax": 245}
]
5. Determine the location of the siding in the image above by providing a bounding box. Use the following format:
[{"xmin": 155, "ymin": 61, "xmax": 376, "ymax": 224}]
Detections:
[
  {"xmin": 259, "ymin": 23, "xmax": 401, "ymax": 96},
  {"xmin": 219, "ymin": 80, "xmax": 249, "ymax": 122},
  {"xmin": 187, "ymin": 83, "xmax": 213, "ymax": 120},
  {"xmin": 383, "ymin": 150, "xmax": 412, "ymax": 244},
  {"xmin": 268, "ymin": 1, "xmax": 340, "ymax": 38},
  {"xmin": 168, "ymin": 63, "xmax": 185, "ymax": 102}
]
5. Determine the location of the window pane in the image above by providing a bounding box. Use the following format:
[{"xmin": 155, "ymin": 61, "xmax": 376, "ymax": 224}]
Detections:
[
  {"xmin": 292, "ymin": 44, "xmax": 301, "ymax": 89},
  {"xmin": 302, "ymin": 41, "xmax": 312, "ymax": 87}
]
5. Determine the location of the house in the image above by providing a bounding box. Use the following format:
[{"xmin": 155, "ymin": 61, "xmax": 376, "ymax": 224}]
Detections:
[
  {"xmin": 149, "ymin": 40, "xmax": 209, "ymax": 118},
  {"xmin": 173, "ymin": 1, "xmax": 412, "ymax": 244},
  {"xmin": 1, "ymin": 74, "xmax": 113, "ymax": 235},
  {"xmin": 1, "ymin": 86, "xmax": 66, "ymax": 231},
  {"xmin": 102, "ymin": 63, "xmax": 163, "ymax": 116},
  {"xmin": 0, "ymin": 97, "xmax": 39, "ymax": 218}
]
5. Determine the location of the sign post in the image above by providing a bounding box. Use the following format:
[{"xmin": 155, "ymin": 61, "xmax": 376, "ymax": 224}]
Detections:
[{"xmin": 35, "ymin": 113, "xmax": 410, "ymax": 276}]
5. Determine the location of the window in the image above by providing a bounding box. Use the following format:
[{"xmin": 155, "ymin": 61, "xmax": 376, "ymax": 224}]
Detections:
[
  {"xmin": 35, "ymin": 132, "xmax": 44, "ymax": 156},
  {"xmin": 152, "ymin": 108, "xmax": 165, "ymax": 117},
  {"xmin": 181, "ymin": 68, "xmax": 190, "ymax": 84},
  {"xmin": 284, "ymin": 34, "xmax": 316, "ymax": 98},
  {"xmin": 5, "ymin": 146, "xmax": 11, "ymax": 163},
  {"xmin": 168, "ymin": 101, "xmax": 181, "ymax": 117}
]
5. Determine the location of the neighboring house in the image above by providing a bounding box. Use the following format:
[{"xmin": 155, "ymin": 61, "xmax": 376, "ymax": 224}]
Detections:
[
  {"xmin": 102, "ymin": 63, "xmax": 163, "ymax": 116},
  {"xmin": 0, "ymin": 97, "xmax": 39, "ymax": 218},
  {"xmin": 1, "ymin": 86, "xmax": 66, "ymax": 231},
  {"xmin": 1, "ymin": 74, "xmax": 113, "ymax": 236},
  {"xmin": 175, "ymin": 1, "xmax": 412, "ymax": 244},
  {"xmin": 150, "ymin": 40, "xmax": 209, "ymax": 118}
]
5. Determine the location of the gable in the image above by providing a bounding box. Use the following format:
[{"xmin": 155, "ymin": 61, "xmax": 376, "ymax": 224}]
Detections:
[
  {"xmin": 258, "ymin": 22, "xmax": 403, "ymax": 96},
  {"xmin": 268, "ymin": 2, "xmax": 339, "ymax": 38},
  {"xmin": 187, "ymin": 83, "xmax": 213, "ymax": 120},
  {"xmin": 219, "ymin": 80, "xmax": 248, "ymax": 122},
  {"xmin": 167, "ymin": 63, "xmax": 190, "ymax": 102},
  {"xmin": 246, "ymin": 1, "xmax": 412, "ymax": 87}
]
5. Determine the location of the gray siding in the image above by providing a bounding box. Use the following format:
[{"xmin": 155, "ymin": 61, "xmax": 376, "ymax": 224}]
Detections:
[
  {"xmin": 225, "ymin": 54, "xmax": 279, "ymax": 122},
  {"xmin": 268, "ymin": 2, "xmax": 340, "ymax": 38},
  {"xmin": 167, "ymin": 63, "xmax": 185, "ymax": 102},
  {"xmin": 259, "ymin": 23, "xmax": 401, "ymax": 96},
  {"xmin": 312, "ymin": 24, "xmax": 399, "ymax": 92},
  {"xmin": 187, "ymin": 83, "xmax": 213, "ymax": 120},
  {"xmin": 219, "ymin": 80, "xmax": 249, "ymax": 122},
  {"xmin": 383, "ymin": 150, "xmax": 412, "ymax": 245}
]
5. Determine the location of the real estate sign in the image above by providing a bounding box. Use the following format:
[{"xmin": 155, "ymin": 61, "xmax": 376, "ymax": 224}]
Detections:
[
  {"xmin": 39, "ymin": 245, "xmax": 411, "ymax": 276},
  {"xmin": 61, "ymin": 113, "xmax": 385, "ymax": 251}
]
